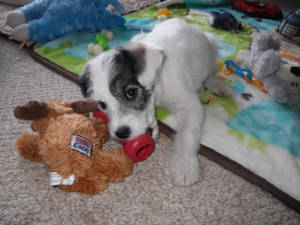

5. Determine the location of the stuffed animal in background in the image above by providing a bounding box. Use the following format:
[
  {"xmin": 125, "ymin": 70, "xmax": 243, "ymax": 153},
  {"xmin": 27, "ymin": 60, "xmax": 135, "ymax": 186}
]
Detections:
[
  {"xmin": 5, "ymin": 0, "xmax": 125, "ymax": 43},
  {"xmin": 250, "ymin": 33, "xmax": 300, "ymax": 106},
  {"xmin": 14, "ymin": 100, "xmax": 133, "ymax": 194},
  {"xmin": 232, "ymin": 0, "xmax": 283, "ymax": 20},
  {"xmin": 277, "ymin": 9, "xmax": 300, "ymax": 39},
  {"xmin": 208, "ymin": 11, "xmax": 242, "ymax": 32}
]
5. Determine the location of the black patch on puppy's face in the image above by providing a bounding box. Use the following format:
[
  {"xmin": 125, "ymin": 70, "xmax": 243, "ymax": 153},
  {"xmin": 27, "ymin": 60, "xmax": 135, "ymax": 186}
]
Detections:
[
  {"xmin": 109, "ymin": 48, "xmax": 150, "ymax": 111},
  {"xmin": 79, "ymin": 65, "xmax": 93, "ymax": 98}
]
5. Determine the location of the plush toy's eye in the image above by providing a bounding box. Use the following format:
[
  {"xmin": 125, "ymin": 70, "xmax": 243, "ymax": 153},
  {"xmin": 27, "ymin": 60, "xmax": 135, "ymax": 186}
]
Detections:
[
  {"xmin": 97, "ymin": 101, "xmax": 107, "ymax": 110},
  {"xmin": 125, "ymin": 88, "xmax": 138, "ymax": 100}
]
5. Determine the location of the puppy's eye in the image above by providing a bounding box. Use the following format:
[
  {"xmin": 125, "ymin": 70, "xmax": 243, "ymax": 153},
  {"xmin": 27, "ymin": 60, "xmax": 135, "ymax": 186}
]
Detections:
[
  {"xmin": 97, "ymin": 101, "xmax": 107, "ymax": 110},
  {"xmin": 125, "ymin": 88, "xmax": 138, "ymax": 100}
]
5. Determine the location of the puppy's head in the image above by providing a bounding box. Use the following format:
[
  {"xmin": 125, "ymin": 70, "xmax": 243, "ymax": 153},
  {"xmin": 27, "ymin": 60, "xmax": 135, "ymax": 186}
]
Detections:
[{"xmin": 79, "ymin": 43, "xmax": 164, "ymax": 140}]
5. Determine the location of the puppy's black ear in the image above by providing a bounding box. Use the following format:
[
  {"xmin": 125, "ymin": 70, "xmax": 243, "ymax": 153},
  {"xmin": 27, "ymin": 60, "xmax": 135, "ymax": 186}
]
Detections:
[
  {"xmin": 79, "ymin": 65, "xmax": 92, "ymax": 97},
  {"xmin": 122, "ymin": 44, "xmax": 146, "ymax": 76},
  {"xmin": 124, "ymin": 42, "xmax": 165, "ymax": 90}
]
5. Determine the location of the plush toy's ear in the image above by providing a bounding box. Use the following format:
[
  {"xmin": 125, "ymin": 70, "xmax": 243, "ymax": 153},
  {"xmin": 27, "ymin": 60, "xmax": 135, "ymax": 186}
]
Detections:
[
  {"xmin": 123, "ymin": 43, "xmax": 146, "ymax": 75},
  {"xmin": 251, "ymin": 33, "xmax": 280, "ymax": 65},
  {"xmin": 14, "ymin": 101, "xmax": 48, "ymax": 120},
  {"xmin": 125, "ymin": 42, "xmax": 165, "ymax": 90},
  {"xmin": 254, "ymin": 49, "xmax": 282, "ymax": 80}
]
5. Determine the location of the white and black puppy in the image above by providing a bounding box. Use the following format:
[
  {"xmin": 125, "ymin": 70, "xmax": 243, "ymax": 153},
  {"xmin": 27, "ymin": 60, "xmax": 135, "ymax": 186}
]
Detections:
[{"xmin": 79, "ymin": 18, "xmax": 222, "ymax": 186}]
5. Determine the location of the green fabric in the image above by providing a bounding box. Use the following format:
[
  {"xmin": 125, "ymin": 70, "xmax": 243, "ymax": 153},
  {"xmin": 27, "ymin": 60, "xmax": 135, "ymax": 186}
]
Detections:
[
  {"xmin": 34, "ymin": 4, "xmax": 252, "ymax": 75},
  {"xmin": 35, "ymin": 42, "xmax": 90, "ymax": 75}
]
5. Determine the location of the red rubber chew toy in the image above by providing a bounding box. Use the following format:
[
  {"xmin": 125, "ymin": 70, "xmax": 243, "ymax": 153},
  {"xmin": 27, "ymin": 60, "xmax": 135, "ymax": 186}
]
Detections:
[
  {"xmin": 123, "ymin": 134, "xmax": 155, "ymax": 163},
  {"xmin": 93, "ymin": 110, "xmax": 155, "ymax": 162},
  {"xmin": 93, "ymin": 110, "xmax": 109, "ymax": 124}
]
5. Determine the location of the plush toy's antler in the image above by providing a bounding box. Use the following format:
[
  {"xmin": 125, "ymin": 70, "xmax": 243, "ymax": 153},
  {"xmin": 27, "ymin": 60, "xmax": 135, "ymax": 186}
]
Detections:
[
  {"xmin": 70, "ymin": 100, "xmax": 99, "ymax": 114},
  {"xmin": 14, "ymin": 101, "xmax": 48, "ymax": 120}
]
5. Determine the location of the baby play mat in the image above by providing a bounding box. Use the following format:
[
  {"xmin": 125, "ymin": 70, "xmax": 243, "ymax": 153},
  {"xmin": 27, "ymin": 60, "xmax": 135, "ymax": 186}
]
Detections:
[{"xmin": 8, "ymin": 3, "xmax": 300, "ymax": 211}]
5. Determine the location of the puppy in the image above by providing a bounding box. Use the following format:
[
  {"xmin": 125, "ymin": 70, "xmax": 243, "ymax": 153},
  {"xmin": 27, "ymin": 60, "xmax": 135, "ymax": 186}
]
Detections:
[{"xmin": 79, "ymin": 18, "xmax": 221, "ymax": 186}]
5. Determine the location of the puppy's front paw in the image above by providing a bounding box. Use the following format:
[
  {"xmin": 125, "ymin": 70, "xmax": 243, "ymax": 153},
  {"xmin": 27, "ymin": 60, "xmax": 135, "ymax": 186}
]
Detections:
[{"xmin": 169, "ymin": 153, "xmax": 201, "ymax": 186}]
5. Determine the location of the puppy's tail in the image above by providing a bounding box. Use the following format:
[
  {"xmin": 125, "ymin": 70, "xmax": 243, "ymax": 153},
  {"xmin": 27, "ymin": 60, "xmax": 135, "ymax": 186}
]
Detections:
[{"xmin": 204, "ymin": 33, "xmax": 233, "ymax": 97}]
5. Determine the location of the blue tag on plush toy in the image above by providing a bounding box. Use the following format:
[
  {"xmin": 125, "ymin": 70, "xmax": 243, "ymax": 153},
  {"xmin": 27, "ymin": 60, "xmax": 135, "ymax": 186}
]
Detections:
[{"xmin": 70, "ymin": 134, "xmax": 93, "ymax": 157}]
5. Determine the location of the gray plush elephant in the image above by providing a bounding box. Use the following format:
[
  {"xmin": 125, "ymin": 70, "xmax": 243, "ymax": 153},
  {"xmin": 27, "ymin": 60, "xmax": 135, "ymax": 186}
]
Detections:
[{"xmin": 251, "ymin": 33, "xmax": 300, "ymax": 106}]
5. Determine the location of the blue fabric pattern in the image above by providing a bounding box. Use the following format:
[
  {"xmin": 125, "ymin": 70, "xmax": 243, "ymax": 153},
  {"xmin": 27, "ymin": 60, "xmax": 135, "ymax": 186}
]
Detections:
[
  {"xmin": 227, "ymin": 100, "xmax": 300, "ymax": 159},
  {"xmin": 16, "ymin": 0, "xmax": 125, "ymax": 43}
]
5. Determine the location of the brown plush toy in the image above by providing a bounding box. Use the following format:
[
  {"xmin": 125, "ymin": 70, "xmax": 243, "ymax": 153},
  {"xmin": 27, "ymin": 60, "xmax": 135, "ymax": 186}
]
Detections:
[{"xmin": 14, "ymin": 100, "xmax": 133, "ymax": 195}]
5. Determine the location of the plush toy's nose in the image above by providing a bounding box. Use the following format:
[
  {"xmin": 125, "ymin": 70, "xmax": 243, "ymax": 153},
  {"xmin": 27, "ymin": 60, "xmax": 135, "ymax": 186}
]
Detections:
[{"xmin": 115, "ymin": 126, "xmax": 131, "ymax": 139}]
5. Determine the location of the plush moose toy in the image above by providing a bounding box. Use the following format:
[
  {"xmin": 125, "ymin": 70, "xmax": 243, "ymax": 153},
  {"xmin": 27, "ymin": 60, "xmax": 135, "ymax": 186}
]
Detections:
[{"xmin": 14, "ymin": 100, "xmax": 133, "ymax": 194}]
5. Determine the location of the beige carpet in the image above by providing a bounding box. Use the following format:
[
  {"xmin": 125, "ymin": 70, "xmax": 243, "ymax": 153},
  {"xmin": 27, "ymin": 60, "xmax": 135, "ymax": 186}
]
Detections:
[
  {"xmin": 0, "ymin": 3, "xmax": 13, "ymax": 36},
  {"xmin": 0, "ymin": 1, "xmax": 299, "ymax": 224}
]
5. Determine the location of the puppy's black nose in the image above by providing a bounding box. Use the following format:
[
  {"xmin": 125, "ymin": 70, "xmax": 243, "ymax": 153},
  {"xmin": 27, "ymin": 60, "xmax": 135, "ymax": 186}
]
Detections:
[{"xmin": 115, "ymin": 126, "xmax": 131, "ymax": 139}]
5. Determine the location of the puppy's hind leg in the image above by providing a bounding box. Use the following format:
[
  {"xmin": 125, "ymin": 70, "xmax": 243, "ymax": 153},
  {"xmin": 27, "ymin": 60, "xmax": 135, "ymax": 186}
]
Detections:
[
  {"xmin": 204, "ymin": 75, "xmax": 233, "ymax": 97},
  {"xmin": 168, "ymin": 95, "xmax": 203, "ymax": 186}
]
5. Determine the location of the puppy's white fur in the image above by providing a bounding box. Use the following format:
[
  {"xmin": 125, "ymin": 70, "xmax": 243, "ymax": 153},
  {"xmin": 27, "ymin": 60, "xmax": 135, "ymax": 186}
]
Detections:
[{"xmin": 83, "ymin": 19, "xmax": 219, "ymax": 186}]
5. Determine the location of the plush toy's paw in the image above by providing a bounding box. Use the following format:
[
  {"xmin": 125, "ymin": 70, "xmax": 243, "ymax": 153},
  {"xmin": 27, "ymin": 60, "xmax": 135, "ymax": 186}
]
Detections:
[
  {"xmin": 58, "ymin": 177, "xmax": 109, "ymax": 195},
  {"xmin": 16, "ymin": 133, "xmax": 41, "ymax": 162},
  {"xmin": 6, "ymin": 11, "xmax": 26, "ymax": 28},
  {"xmin": 1, "ymin": 0, "xmax": 33, "ymax": 6},
  {"xmin": 93, "ymin": 149, "xmax": 133, "ymax": 181},
  {"xmin": 87, "ymin": 44, "xmax": 103, "ymax": 56},
  {"xmin": 11, "ymin": 24, "xmax": 29, "ymax": 42},
  {"xmin": 168, "ymin": 152, "xmax": 201, "ymax": 186},
  {"xmin": 50, "ymin": 172, "xmax": 75, "ymax": 186}
]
